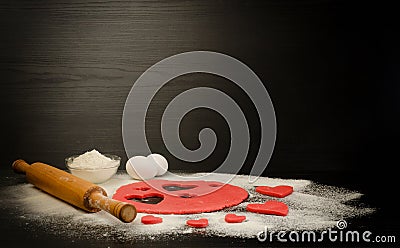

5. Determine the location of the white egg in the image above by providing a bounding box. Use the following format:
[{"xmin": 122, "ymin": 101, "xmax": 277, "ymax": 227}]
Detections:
[
  {"xmin": 147, "ymin": 153, "xmax": 168, "ymax": 176},
  {"xmin": 126, "ymin": 156, "xmax": 157, "ymax": 180}
]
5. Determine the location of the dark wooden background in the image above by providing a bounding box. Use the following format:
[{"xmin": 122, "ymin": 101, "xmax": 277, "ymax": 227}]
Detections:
[
  {"xmin": 1, "ymin": 0, "xmax": 399, "ymax": 246},
  {"xmin": 1, "ymin": 0, "xmax": 399, "ymax": 185},
  {"xmin": 1, "ymin": 0, "xmax": 399, "ymax": 182}
]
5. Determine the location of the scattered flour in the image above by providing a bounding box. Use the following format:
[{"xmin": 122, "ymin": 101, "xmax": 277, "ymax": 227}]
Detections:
[
  {"xmin": 68, "ymin": 149, "xmax": 119, "ymax": 169},
  {"xmin": 3, "ymin": 172, "xmax": 375, "ymax": 242}
]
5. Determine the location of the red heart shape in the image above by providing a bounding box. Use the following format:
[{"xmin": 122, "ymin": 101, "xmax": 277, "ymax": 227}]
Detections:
[
  {"xmin": 256, "ymin": 185, "xmax": 293, "ymax": 198},
  {"xmin": 186, "ymin": 218, "xmax": 208, "ymax": 228},
  {"xmin": 246, "ymin": 200, "xmax": 289, "ymax": 216},
  {"xmin": 225, "ymin": 213, "xmax": 246, "ymax": 223},
  {"xmin": 141, "ymin": 215, "xmax": 163, "ymax": 224}
]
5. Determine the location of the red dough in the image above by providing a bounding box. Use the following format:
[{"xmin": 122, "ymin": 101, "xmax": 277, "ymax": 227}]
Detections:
[
  {"xmin": 246, "ymin": 200, "xmax": 289, "ymax": 216},
  {"xmin": 112, "ymin": 179, "xmax": 248, "ymax": 214},
  {"xmin": 225, "ymin": 214, "xmax": 246, "ymax": 223},
  {"xmin": 141, "ymin": 215, "xmax": 163, "ymax": 224},
  {"xmin": 186, "ymin": 218, "xmax": 208, "ymax": 228},
  {"xmin": 256, "ymin": 185, "xmax": 293, "ymax": 198}
]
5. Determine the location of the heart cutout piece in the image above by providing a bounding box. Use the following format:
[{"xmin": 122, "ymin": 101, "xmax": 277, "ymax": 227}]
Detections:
[
  {"xmin": 256, "ymin": 185, "xmax": 293, "ymax": 198},
  {"xmin": 225, "ymin": 214, "xmax": 246, "ymax": 223},
  {"xmin": 186, "ymin": 218, "xmax": 208, "ymax": 228},
  {"xmin": 141, "ymin": 215, "xmax": 163, "ymax": 224},
  {"xmin": 246, "ymin": 200, "xmax": 289, "ymax": 216},
  {"xmin": 127, "ymin": 195, "xmax": 164, "ymax": 204},
  {"xmin": 162, "ymin": 184, "xmax": 198, "ymax": 191}
]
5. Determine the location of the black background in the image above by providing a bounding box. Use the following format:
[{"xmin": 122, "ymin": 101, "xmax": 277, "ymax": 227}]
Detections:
[{"xmin": 1, "ymin": 0, "xmax": 399, "ymax": 246}]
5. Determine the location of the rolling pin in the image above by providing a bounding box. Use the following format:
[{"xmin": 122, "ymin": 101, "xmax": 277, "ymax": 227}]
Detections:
[{"xmin": 12, "ymin": 159, "xmax": 137, "ymax": 223}]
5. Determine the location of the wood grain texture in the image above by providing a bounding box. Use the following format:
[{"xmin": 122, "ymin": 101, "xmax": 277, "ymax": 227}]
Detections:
[
  {"xmin": 0, "ymin": 2, "xmax": 399, "ymax": 246},
  {"xmin": 0, "ymin": 0, "xmax": 397, "ymax": 178}
]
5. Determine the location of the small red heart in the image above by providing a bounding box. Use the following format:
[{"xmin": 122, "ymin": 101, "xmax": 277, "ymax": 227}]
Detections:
[
  {"xmin": 186, "ymin": 218, "xmax": 208, "ymax": 228},
  {"xmin": 246, "ymin": 200, "xmax": 289, "ymax": 216},
  {"xmin": 256, "ymin": 185, "xmax": 293, "ymax": 198},
  {"xmin": 141, "ymin": 215, "xmax": 163, "ymax": 224},
  {"xmin": 225, "ymin": 214, "xmax": 246, "ymax": 223}
]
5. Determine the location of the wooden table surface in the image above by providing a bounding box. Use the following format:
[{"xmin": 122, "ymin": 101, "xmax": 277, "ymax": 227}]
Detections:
[{"xmin": 0, "ymin": 169, "xmax": 398, "ymax": 248}]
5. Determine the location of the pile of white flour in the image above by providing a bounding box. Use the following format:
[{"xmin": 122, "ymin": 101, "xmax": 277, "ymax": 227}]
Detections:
[
  {"xmin": 68, "ymin": 149, "xmax": 119, "ymax": 169},
  {"xmin": 3, "ymin": 172, "xmax": 374, "ymax": 241}
]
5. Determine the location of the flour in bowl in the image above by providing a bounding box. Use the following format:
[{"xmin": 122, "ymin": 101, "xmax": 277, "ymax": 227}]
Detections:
[{"xmin": 68, "ymin": 149, "xmax": 119, "ymax": 169}]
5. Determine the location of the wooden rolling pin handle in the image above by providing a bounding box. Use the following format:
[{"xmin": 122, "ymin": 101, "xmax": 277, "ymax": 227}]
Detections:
[
  {"xmin": 12, "ymin": 159, "xmax": 137, "ymax": 223},
  {"xmin": 12, "ymin": 159, "xmax": 30, "ymax": 174},
  {"xmin": 89, "ymin": 192, "xmax": 137, "ymax": 223}
]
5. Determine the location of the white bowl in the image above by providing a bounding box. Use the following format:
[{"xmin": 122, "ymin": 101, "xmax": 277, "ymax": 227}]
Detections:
[{"xmin": 65, "ymin": 154, "xmax": 120, "ymax": 184}]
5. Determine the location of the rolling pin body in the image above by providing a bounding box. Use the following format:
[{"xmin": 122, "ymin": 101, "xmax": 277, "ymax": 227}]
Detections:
[{"xmin": 12, "ymin": 159, "xmax": 136, "ymax": 223}]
